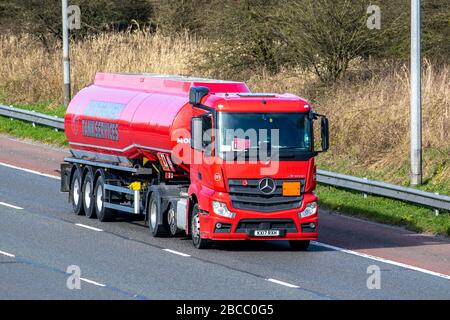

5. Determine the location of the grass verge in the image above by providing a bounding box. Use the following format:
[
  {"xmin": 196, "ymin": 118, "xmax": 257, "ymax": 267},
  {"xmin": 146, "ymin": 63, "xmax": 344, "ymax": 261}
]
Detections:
[
  {"xmin": 317, "ymin": 185, "xmax": 450, "ymax": 236},
  {"xmin": 0, "ymin": 116, "xmax": 67, "ymax": 146}
]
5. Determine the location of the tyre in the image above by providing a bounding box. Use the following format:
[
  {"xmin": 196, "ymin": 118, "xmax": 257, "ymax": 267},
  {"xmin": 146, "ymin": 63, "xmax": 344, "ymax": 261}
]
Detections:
[
  {"xmin": 70, "ymin": 168, "xmax": 84, "ymax": 215},
  {"xmin": 167, "ymin": 203, "xmax": 180, "ymax": 236},
  {"xmin": 94, "ymin": 175, "xmax": 113, "ymax": 222},
  {"xmin": 82, "ymin": 169, "xmax": 96, "ymax": 219},
  {"xmin": 191, "ymin": 204, "xmax": 209, "ymax": 249},
  {"xmin": 289, "ymin": 240, "xmax": 310, "ymax": 251},
  {"xmin": 148, "ymin": 192, "xmax": 168, "ymax": 237}
]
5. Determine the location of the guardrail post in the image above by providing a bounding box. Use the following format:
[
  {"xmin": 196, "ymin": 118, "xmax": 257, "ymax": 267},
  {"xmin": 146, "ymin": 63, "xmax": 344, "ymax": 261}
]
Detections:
[
  {"xmin": 434, "ymin": 193, "xmax": 440, "ymax": 216},
  {"xmin": 363, "ymin": 177, "xmax": 368, "ymax": 198}
]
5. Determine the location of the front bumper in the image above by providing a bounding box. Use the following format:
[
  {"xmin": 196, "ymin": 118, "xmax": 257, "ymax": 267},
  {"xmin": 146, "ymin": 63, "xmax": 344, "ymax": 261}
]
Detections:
[{"xmin": 199, "ymin": 192, "xmax": 319, "ymax": 241}]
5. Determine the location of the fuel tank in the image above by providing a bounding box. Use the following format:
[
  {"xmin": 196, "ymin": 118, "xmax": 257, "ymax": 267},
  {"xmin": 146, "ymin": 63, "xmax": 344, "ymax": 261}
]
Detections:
[{"xmin": 64, "ymin": 73, "xmax": 250, "ymax": 162}]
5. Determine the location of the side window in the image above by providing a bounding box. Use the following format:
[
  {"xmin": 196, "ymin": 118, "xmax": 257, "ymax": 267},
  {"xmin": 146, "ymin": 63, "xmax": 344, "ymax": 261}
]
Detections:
[
  {"xmin": 202, "ymin": 115, "xmax": 212, "ymax": 148},
  {"xmin": 191, "ymin": 114, "xmax": 213, "ymax": 151}
]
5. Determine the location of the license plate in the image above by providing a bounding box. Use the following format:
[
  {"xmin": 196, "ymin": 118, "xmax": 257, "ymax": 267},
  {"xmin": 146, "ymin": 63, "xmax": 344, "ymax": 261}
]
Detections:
[{"xmin": 253, "ymin": 230, "xmax": 281, "ymax": 237}]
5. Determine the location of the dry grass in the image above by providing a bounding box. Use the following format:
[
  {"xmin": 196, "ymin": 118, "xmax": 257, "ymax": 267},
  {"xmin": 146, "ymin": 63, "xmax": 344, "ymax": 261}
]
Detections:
[
  {"xmin": 0, "ymin": 30, "xmax": 204, "ymax": 108},
  {"xmin": 248, "ymin": 62, "xmax": 450, "ymax": 189},
  {"xmin": 0, "ymin": 31, "xmax": 449, "ymax": 189}
]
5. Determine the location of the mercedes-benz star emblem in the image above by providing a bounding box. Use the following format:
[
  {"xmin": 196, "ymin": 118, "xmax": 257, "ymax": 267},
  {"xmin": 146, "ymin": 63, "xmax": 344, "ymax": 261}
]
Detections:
[{"xmin": 258, "ymin": 178, "xmax": 276, "ymax": 195}]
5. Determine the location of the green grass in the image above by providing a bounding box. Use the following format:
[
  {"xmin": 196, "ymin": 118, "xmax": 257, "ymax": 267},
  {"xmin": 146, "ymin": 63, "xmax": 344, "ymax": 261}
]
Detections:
[
  {"xmin": 317, "ymin": 184, "xmax": 450, "ymax": 236},
  {"xmin": 0, "ymin": 100, "xmax": 67, "ymax": 146},
  {"xmin": 6, "ymin": 101, "xmax": 66, "ymax": 118},
  {"xmin": 0, "ymin": 116, "xmax": 67, "ymax": 146},
  {"xmin": 317, "ymin": 154, "xmax": 450, "ymax": 195},
  {"xmin": 0, "ymin": 102, "xmax": 448, "ymax": 237}
]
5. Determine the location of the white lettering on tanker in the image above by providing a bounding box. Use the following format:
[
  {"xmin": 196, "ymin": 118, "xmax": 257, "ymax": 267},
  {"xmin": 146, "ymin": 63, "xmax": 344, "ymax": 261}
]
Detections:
[
  {"xmin": 177, "ymin": 137, "xmax": 191, "ymax": 144},
  {"xmin": 82, "ymin": 119, "xmax": 119, "ymax": 141}
]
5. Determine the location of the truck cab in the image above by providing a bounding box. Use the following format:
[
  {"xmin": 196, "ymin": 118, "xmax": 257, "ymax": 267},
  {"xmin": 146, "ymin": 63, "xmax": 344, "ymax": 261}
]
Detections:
[{"xmin": 183, "ymin": 87, "xmax": 329, "ymax": 249}]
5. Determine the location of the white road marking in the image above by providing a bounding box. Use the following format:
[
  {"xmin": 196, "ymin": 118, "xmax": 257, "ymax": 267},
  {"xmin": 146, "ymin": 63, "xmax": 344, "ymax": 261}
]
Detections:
[
  {"xmin": 0, "ymin": 162, "xmax": 60, "ymax": 180},
  {"xmin": 163, "ymin": 249, "xmax": 191, "ymax": 257},
  {"xmin": 0, "ymin": 250, "xmax": 15, "ymax": 258},
  {"xmin": 75, "ymin": 223, "xmax": 103, "ymax": 232},
  {"xmin": 0, "ymin": 202, "xmax": 23, "ymax": 210},
  {"xmin": 2, "ymin": 160, "xmax": 449, "ymax": 282},
  {"xmin": 313, "ymin": 241, "xmax": 450, "ymax": 281},
  {"xmin": 266, "ymin": 278, "xmax": 300, "ymax": 288},
  {"xmin": 80, "ymin": 278, "xmax": 106, "ymax": 287}
]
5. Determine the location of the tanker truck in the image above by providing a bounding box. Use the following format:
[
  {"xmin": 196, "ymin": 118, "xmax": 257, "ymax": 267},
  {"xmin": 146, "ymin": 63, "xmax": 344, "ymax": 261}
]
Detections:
[{"xmin": 60, "ymin": 73, "xmax": 329, "ymax": 249}]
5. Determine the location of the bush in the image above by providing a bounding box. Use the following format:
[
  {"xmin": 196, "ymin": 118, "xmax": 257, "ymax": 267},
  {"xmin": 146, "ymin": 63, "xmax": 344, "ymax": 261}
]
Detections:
[
  {"xmin": 0, "ymin": 0, "xmax": 155, "ymax": 45},
  {"xmin": 196, "ymin": 0, "xmax": 394, "ymax": 82}
]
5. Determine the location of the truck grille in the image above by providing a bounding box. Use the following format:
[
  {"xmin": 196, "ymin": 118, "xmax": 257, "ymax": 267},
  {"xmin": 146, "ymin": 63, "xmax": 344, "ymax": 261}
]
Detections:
[{"xmin": 228, "ymin": 179, "xmax": 304, "ymax": 212}]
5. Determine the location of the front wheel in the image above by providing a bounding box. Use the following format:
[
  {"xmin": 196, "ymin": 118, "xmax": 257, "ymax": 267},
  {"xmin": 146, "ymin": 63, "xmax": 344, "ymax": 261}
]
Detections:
[
  {"xmin": 289, "ymin": 240, "xmax": 310, "ymax": 251},
  {"xmin": 191, "ymin": 204, "xmax": 209, "ymax": 249}
]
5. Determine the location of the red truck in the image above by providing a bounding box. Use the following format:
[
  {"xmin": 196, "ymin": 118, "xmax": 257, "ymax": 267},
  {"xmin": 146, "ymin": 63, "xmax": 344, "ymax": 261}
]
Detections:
[{"xmin": 60, "ymin": 73, "xmax": 329, "ymax": 249}]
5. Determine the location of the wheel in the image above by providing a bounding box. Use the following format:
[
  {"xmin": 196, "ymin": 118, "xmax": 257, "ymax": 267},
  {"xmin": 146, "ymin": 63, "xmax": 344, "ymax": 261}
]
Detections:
[
  {"xmin": 167, "ymin": 203, "xmax": 180, "ymax": 236},
  {"xmin": 148, "ymin": 193, "xmax": 168, "ymax": 237},
  {"xmin": 289, "ymin": 240, "xmax": 310, "ymax": 251},
  {"xmin": 82, "ymin": 170, "xmax": 96, "ymax": 219},
  {"xmin": 191, "ymin": 204, "xmax": 209, "ymax": 249},
  {"xmin": 70, "ymin": 168, "xmax": 84, "ymax": 215},
  {"xmin": 94, "ymin": 175, "xmax": 113, "ymax": 222}
]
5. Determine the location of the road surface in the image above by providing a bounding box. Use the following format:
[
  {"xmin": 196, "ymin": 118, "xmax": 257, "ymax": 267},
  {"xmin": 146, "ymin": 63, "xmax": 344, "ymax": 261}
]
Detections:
[{"xmin": 0, "ymin": 135, "xmax": 449, "ymax": 299}]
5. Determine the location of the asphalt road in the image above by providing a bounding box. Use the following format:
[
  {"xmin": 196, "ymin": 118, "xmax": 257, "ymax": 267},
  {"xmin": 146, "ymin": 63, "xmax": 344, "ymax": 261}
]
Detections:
[{"xmin": 0, "ymin": 163, "xmax": 449, "ymax": 299}]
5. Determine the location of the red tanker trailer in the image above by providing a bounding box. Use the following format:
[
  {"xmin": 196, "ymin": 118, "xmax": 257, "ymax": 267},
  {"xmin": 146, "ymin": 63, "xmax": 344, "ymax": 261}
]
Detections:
[{"xmin": 60, "ymin": 73, "xmax": 329, "ymax": 249}]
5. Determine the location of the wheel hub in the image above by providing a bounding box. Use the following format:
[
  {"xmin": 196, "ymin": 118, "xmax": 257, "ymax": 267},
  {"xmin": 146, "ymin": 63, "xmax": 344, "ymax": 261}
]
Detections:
[
  {"xmin": 73, "ymin": 179, "xmax": 80, "ymax": 205},
  {"xmin": 168, "ymin": 207, "xmax": 177, "ymax": 235},
  {"xmin": 96, "ymin": 184, "xmax": 103, "ymax": 211},
  {"xmin": 192, "ymin": 214, "xmax": 200, "ymax": 240},
  {"xmin": 150, "ymin": 202, "xmax": 157, "ymax": 229},
  {"xmin": 84, "ymin": 182, "xmax": 91, "ymax": 209}
]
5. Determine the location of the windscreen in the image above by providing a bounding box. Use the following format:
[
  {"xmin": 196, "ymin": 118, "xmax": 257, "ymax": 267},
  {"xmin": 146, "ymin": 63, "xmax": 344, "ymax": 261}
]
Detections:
[{"xmin": 217, "ymin": 112, "xmax": 313, "ymax": 161}]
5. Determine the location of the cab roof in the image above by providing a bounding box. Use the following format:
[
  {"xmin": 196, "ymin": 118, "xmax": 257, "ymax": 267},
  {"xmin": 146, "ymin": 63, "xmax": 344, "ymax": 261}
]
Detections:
[{"xmin": 205, "ymin": 93, "xmax": 311, "ymax": 113}]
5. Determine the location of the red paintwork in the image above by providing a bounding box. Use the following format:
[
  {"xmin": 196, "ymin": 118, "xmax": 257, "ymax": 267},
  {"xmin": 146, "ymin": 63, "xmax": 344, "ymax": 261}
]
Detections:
[
  {"xmin": 65, "ymin": 73, "xmax": 318, "ymax": 242},
  {"xmin": 65, "ymin": 73, "xmax": 251, "ymax": 159}
]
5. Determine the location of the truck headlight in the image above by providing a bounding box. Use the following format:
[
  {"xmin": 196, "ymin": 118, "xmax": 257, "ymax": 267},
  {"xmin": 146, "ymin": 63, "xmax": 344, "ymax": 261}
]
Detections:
[
  {"xmin": 299, "ymin": 201, "xmax": 317, "ymax": 218},
  {"xmin": 212, "ymin": 201, "xmax": 235, "ymax": 218}
]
